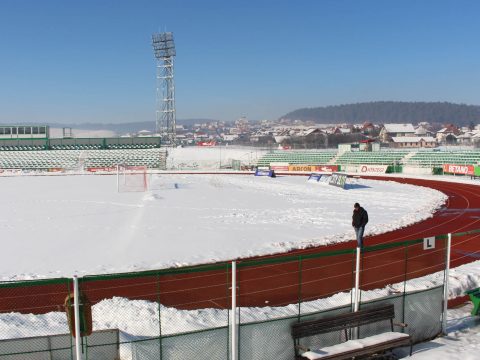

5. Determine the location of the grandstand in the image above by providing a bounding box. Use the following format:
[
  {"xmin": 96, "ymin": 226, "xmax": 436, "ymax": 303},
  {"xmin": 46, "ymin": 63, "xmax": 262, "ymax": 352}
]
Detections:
[
  {"xmin": 335, "ymin": 150, "xmax": 410, "ymax": 165},
  {"xmin": 0, "ymin": 148, "xmax": 167, "ymax": 170},
  {"xmin": 256, "ymin": 150, "xmax": 408, "ymax": 168},
  {"xmin": 0, "ymin": 150, "xmax": 80, "ymax": 170},
  {"xmin": 84, "ymin": 149, "xmax": 166, "ymax": 169},
  {"xmin": 404, "ymin": 150, "xmax": 480, "ymax": 167},
  {"xmin": 0, "ymin": 124, "xmax": 167, "ymax": 170},
  {"xmin": 255, "ymin": 148, "xmax": 480, "ymax": 171},
  {"xmin": 256, "ymin": 150, "xmax": 337, "ymax": 167}
]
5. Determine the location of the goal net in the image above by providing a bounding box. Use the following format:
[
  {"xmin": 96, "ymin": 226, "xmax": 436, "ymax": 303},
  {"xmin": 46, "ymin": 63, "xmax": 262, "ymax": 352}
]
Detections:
[{"xmin": 117, "ymin": 165, "xmax": 148, "ymax": 192}]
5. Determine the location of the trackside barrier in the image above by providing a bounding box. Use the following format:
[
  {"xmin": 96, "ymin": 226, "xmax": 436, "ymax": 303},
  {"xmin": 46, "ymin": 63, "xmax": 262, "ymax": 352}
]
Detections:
[
  {"xmin": 73, "ymin": 275, "xmax": 81, "ymax": 360},
  {"xmin": 231, "ymin": 261, "xmax": 237, "ymax": 360},
  {"xmin": 254, "ymin": 169, "xmax": 276, "ymax": 177},
  {"xmin": 442, "ymin": 233, "xmax": 452, "ymax": 335},
  {"xmin": 2, "ymin": 229, "xmax": 480, "ymax": 359}
]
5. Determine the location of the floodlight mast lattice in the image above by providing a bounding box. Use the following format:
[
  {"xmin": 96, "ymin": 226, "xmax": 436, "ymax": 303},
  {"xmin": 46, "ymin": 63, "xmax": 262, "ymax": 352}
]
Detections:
[{"xmin": 152, "ymin": 32, "xmax": 176, "ymax": 145}]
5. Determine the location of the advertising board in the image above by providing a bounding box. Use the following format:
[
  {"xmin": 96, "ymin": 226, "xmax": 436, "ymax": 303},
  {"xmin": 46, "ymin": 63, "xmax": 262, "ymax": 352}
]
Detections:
[
  {"xmin": 315, "ymin": 165, "xmax": 339, "ymax": 172},
  {"xmin": 442, "ymin": 164, "xmax": 474, "ymax": 176},
  {"xmin": 0, "ymin": 169, "xmax": 23, "ymax": 175},
  {"xmin": 308, "ymin": 173, "xmax": 323, "ymax": 182},
  {"xmin": 255, "ymin": 169, "xmax": 276, "ymax": 177},
  {"xmin": 329, "ymin": 172, "xmax": 347, "ymax": 189},
  {"xmin": 288, "ymin": 164, "xmax": 339, "ymax": 172},
  {"xmin": 270, "ymin": 162, "xmax": 289, "ymax": 171},
  {"xmin": 86, "ymin": 167, "xmax": 117, "ymax": 173},
  {"xmin": 289, "ymin": 164, "xmax": 313, "ymax": 172},
  {"xmin": 342, "ymin": 165, "xmax": 359, "ymax": 173},
  {"xmin": 359, "ymin": 164, "xmax": 388, "ymax": 175},
  {"xmin": 319, "ymin": 174, "xmax": 331, "ymax": 184}
]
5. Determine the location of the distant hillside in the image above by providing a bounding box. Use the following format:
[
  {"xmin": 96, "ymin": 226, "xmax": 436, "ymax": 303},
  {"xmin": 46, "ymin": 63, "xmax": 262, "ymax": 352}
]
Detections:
[{"xmin": 281, "ymin": 101, "xmax": 480, "ymax": 126}]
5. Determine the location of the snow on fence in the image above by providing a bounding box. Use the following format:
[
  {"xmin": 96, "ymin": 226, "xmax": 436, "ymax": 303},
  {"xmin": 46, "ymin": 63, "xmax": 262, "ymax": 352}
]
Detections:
[{"xmin": 1, "ymin": 229, "xmax": 480, "ymax": 359}]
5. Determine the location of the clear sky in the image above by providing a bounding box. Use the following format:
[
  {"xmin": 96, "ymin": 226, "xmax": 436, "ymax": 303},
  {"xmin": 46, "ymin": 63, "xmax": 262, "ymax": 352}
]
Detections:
[{"xmin": 0, "ymin": 0, "xmax": 479, "ymax": 124}]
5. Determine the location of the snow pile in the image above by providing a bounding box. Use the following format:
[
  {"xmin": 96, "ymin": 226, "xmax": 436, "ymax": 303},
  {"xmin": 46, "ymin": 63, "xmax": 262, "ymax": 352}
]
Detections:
[{"xmin": 0, "ymin": 312, "xmax": 68, "ymax": 339}]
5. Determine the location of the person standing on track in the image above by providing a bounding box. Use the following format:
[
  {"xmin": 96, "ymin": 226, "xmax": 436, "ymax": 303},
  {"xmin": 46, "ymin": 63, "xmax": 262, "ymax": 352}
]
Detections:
[{"xmin": 352, "ymin": 202, "xmax": 368, "ymax": 248}]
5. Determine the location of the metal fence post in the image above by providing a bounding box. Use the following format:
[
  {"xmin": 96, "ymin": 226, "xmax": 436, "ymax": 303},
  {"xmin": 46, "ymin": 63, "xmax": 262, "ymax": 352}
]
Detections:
[
  {"xmin": 402, "ymin": 244, "xmax": 408, "ymax": 328},
  {"xmin": 354, "ymin": 247, "xmax": 361, "ymax": 312},
  {"xmin": 352, "ymin": 247, "xmax": 362, "ymax": 340},
  {"xmin": 73, "ymin": 275, "xmax": 82, "ymax": 360},
  {"xmin": 231, "ymin": 261, "xmax": 237, "ymax": 360},
  {"xmin": 157, "ymin": 272, "xmax": 163, "ymax": 360},
  {"xmin": 298, "ymin": 256, "xmax": 303, "ymax": 320},
  {"xmin": 442, "ymin": 233, "xmax": 452, "ymax": 335}
]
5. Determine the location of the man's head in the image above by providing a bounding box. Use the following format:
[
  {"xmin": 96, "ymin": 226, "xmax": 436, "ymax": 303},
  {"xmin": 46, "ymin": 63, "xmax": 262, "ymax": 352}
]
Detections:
[{"xmin": 354, "ymin": 203, "xmax": 360, "ymax": 210}]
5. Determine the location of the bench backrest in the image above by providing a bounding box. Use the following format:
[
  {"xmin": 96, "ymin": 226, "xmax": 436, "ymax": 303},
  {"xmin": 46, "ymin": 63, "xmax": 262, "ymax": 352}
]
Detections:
[{"xmin": 291, "ymin": 304, "xmax": 395, "ymax": 340}]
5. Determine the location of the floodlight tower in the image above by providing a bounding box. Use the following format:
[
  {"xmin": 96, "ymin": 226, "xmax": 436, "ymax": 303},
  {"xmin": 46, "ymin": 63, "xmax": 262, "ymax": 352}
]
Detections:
[{"xmin": 152, "ymin": 32, "xmax": 176, "ymax": 144}]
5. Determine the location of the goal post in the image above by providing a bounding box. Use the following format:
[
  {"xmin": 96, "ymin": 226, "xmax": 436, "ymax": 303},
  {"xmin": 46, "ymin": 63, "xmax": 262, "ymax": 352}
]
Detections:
[{"xmin": 117, "ymin": 164, "xmax": 148, "ymax": 192}]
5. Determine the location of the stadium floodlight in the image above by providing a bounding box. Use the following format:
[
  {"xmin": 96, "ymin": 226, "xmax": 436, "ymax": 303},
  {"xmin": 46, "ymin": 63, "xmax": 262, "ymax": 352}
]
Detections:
[
  {"xmin": 152, "ymin": 32, "xmax": 176, "ymax": 59},
  {"xmin": 152, "ymin": 32, "xmax": 177, "ymax": 145}
]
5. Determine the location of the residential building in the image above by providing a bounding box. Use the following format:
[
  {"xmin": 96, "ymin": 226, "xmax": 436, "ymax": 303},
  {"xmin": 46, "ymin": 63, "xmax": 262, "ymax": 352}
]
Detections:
[
  {"xmin": 391, "ymin": 136, "xmax": 437, "ymax": 148},
  {"xmin": 379, "ymin": 124, "xmax": 415, "ymax": 142}
]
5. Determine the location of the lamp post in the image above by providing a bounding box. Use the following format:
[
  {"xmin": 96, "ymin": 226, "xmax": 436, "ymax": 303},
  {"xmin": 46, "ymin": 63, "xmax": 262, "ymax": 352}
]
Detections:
[{"xmin": 152, "ymin": 32, "xmax": 177, "ymax": 145}]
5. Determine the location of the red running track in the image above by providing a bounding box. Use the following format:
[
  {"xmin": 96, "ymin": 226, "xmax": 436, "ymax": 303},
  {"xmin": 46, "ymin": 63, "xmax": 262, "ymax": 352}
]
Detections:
[{"xmin": 2, "ymin": 176, "xmax": 480, "ymax": 314}]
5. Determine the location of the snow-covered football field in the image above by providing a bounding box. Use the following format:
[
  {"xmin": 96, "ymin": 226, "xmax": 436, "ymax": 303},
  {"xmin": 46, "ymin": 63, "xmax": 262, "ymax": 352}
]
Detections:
[{"xmin": 0, "ymin": 173, "xmax": 446, "ymax": 280}]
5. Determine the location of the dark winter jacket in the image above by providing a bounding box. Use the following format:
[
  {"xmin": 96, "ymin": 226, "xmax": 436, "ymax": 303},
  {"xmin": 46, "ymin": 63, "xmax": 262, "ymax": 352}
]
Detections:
[{"xmin": 352, "ymin": 207, "xmax": 368, "ymax": 228}]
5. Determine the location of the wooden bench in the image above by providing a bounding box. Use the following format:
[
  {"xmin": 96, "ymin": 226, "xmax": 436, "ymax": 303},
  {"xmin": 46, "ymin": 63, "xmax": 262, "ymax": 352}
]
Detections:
[
  {"xmin": 291, "ymin": 304, "xmax": 412, "ymax": 359},
  {"xmin": 466, "ymin": 287, "xmax": 480, "ymax": 315}
]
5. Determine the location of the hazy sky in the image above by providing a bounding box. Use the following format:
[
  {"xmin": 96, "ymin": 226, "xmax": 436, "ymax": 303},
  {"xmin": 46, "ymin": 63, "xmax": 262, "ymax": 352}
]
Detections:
[{"xmin": 0, "ymin": 0, "xmax": 479, "ymax": 124}]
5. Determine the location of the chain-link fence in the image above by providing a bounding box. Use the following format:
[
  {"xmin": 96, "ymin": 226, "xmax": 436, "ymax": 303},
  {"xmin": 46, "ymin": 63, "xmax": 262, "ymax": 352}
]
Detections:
[
  {"xmin": 0, "ymin": 278, "xmax": 72, "ymax": 358},
  {"xmin": 1, "ymin": 229, "xmax": 477, "ymax": 359}
]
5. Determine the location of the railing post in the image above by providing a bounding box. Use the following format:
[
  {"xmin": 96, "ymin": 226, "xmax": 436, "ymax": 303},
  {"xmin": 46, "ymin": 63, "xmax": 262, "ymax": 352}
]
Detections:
[
  {"xmin": 442, "ymin": 234, "xmax": 452, "ymax": 335},
  {"xmin": 73, "ymin": 275, "xmax": 82, "ymax": 360},
  {"xmin": 298, "ymin": 256, "xmax": 303, "ymax": 319},
  {"xmin": 354, "ymin": 247, "xmax": 361, "ymax": 312},
  {"xmin": 231, "ymin": 261, "xmax": 237, "ymax": 360},
  {"xmin": 351, "ymin": 247, "xmax": 362, "ymax": 340}
]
